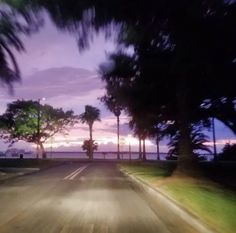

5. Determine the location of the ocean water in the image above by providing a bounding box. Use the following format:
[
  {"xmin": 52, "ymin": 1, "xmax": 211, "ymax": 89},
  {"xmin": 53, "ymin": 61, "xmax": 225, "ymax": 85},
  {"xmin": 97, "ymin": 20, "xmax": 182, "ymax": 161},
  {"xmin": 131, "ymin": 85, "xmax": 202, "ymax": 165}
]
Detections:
[
  {"xmin": 6, "ymin": 151, "xmax": 214, "ymax": 161},
  {"xmin": 45, "ymin": 151, "xmax": 168, "ymax": 160}
]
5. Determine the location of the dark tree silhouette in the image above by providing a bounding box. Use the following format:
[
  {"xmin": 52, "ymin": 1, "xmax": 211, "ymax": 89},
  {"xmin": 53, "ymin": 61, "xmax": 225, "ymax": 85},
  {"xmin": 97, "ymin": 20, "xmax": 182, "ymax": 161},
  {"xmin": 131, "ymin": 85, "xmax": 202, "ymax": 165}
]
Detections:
[
  {"xmin": 218, "ymin": 143, "xmax": 236, "ymax": 161},
  {"xmin": 8, "ymin": 0, "xmax": 236, "ymax": 175}
]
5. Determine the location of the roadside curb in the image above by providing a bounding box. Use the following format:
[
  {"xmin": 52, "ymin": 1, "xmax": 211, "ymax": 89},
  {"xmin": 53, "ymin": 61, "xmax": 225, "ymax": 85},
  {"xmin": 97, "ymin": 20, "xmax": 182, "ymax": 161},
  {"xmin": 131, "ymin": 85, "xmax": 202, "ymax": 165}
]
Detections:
[
  {"xmin": 0, "ymin": 162, "xmax": 66, "ymax": 183},
  {"xmin": 0, "ymin": 167, "xmax": 40, "ymax": 173},
  {"xmin": 0, "ymin": 169, "xmax": 39, "ymax": 183},
  {"xmin": 121, "ymin": 169, "xmax": 217, "ymax": 233}
]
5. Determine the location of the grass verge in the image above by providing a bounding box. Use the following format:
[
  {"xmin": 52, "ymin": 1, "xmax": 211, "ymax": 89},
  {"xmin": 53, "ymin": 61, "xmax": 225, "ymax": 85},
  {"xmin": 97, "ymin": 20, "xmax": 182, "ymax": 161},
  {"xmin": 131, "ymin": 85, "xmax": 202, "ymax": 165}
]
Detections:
[{"xmin": 120, "ymin": 162, "xmax": 236, "ymax": 233}]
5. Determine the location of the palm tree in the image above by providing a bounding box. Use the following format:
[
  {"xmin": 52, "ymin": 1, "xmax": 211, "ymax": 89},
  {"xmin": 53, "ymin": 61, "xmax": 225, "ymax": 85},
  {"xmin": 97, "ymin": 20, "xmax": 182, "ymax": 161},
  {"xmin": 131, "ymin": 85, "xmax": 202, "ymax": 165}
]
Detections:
[
  {"xmin": 79, "ymin": 105, "xmax": 100, "ymax": 159},
  {"xmin": 100, "ymin": 95, "xmax": 122, "ymax": 160},
  {"xmin": 130, "ymin": 118, "xmax": 150, "ymax": 162},
  {"xmin": 167, "ymin": 127, "xmax": 212, "ymax": 158}
]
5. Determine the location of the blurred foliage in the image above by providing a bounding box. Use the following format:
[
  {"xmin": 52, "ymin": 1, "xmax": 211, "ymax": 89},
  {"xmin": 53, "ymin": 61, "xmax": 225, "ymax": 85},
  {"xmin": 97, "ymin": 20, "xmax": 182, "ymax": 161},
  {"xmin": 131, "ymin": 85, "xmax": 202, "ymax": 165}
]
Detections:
[{"xmin": 0, "ymin": 1, "xmax": 42, "ymax": 91}]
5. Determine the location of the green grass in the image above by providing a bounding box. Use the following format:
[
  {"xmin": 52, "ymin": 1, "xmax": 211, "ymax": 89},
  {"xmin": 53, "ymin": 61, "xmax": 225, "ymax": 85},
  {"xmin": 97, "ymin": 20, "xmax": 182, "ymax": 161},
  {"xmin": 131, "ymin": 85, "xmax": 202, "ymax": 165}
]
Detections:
[
  {"xmin": 120, "ymin": 163, "xmax": 236, "ymax": 233},
  {"xmin": 120, "ymin": 163, "xmax": 171, "ymax": 182}
]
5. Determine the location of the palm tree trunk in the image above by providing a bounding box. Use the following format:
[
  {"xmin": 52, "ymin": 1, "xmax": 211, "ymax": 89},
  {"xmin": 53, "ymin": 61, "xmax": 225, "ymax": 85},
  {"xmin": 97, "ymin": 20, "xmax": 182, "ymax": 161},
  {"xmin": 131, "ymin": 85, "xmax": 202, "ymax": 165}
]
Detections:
[
  {"xmin": 117, "ymin": 115, "xmax": 120, "ymax": 160},
  {"xmin": 142, "ymin": 138, "xmax": 146, "ymax": 161},
  {"xmin": 139, "ymin": 136, "xmax": 142, "ymax": 160}
]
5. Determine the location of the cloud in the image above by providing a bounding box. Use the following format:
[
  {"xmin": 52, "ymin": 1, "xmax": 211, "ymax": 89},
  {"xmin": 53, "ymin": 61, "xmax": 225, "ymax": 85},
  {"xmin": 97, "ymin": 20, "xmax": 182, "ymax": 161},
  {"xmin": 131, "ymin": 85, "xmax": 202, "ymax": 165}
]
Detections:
[{"xmin": 1, "ymin": 67, "xmax": 103, "ymax": 99}]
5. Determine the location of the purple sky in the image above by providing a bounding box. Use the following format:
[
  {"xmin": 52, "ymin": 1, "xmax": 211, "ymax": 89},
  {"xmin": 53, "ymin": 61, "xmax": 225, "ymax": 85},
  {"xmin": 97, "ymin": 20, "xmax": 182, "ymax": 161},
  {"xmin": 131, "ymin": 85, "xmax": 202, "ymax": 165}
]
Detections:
[{"xmin": 0, "ymin": 14, "xmax": 235, "ymax": 153}]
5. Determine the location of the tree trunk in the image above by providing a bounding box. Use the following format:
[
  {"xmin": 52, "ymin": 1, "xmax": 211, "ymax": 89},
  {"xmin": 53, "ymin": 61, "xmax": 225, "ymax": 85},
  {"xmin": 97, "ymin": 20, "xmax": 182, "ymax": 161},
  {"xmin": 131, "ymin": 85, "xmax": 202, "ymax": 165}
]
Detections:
[
  {"xmin": 175, "ymin": 78, "xmax": 199, "ymax": 176},
  {"xmin": 212, "ymin": 117, "xmax": 217, "ymax": 161},
  {"xmin": 89, "ymin": 124, "xmax": 93, "ymax": 160},
  {"xmin": 37, "ymin": 100, "xmax": 40, "ymax": 159},
  {"xmin": 139, "ymin": 136, "xmax": 142, "ymax": 160},
  {"xmin": 142, "ymin": 139, "xmax": 146, "ymax": 161},
  {"xmin": 156, "ymin": 137, "xmax": 160, "ymax": 160},
  {"xmin": 39, "ymin": 142, "xmax": 46, "ymax": 159},
  {"xmin": 117, "ymin": 115, "xmax": 120, "ymax": 160}
]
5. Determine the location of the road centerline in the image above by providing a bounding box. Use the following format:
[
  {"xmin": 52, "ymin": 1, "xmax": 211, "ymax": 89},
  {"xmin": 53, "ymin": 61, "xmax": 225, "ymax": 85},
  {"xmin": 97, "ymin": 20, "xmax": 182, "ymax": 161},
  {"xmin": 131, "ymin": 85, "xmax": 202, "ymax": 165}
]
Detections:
[
  {"xmin": 63, "ymin": 165, "xmax": 88, "ymax": 180},
  {"xmin": 63, "ymin": 167, "xmax": 83, "ymax": 180},
  {"xmin": 68, "ymin": 165, "xmax": 88, "ymax": 180}
]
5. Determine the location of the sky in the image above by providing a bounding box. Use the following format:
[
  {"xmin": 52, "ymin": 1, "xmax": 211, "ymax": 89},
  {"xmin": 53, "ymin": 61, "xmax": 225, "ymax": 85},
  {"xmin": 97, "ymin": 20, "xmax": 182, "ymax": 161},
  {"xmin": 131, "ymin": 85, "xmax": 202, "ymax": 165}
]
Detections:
[{"xmin": 0, "ymin": 13, "xmax": 235, "ymax": 153}]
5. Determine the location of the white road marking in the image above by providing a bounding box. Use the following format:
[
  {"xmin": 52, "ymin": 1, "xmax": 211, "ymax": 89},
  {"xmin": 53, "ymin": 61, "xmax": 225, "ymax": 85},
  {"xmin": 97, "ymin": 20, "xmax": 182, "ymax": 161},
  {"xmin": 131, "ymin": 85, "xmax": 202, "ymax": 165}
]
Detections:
[
  {"xmin": 68, "ymin": 165, "xmax": 88, "ymax": 180},
  {"xmin": 63, "ymin": 165, "xmax": 88, "ymax": 180},
  {"xmin": 63, "ymin": 167, "xmax": 82, "ymax": 180}
]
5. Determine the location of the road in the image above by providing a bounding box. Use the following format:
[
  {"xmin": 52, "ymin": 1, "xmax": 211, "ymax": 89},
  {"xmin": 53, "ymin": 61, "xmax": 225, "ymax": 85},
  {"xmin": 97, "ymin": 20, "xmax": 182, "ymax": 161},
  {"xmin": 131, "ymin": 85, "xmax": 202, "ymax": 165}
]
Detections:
[{"xmin": 0, "ymin": 162, "xmax": 199, "ymax": 233}]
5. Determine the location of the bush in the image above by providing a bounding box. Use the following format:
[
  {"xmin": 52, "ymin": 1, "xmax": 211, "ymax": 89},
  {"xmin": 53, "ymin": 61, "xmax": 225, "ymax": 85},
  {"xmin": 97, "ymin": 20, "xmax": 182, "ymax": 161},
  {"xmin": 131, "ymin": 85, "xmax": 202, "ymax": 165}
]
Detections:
[
  {"xmin": 81, "ymin": 139, "xmax": 98, "ymax": 158},
  {"xmin": 165, "ymin": 154, "xmax": 207, "ymax": 161},
  {"xmin": 218, "ymin": 143, "xmax": 236, "ymax": 161},
  {"xmin": 165, "ymin": 155, "xmax": 178, "ymax": 160}
]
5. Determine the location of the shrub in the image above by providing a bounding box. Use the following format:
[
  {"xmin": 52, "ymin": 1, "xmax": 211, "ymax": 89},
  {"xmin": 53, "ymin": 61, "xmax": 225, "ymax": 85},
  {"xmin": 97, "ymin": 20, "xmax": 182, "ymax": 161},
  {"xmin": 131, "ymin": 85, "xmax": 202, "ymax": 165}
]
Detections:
[
  {"xmin": 218, "ymin": 143, "xmax": 236, "ymax": 161},
  {"xmin": 81, "ymin": 139, "xmax": 98, "ymax": 158}
]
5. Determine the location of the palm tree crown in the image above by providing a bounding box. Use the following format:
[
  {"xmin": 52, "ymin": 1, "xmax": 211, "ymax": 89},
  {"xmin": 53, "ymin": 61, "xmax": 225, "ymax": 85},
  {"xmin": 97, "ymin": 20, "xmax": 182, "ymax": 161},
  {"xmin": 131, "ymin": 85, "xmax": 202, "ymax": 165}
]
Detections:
[
  {"xmin": 79, "ymin": 105, "xmax": 100, "ymax": 128},
  {"xmin": 168, "ymin": 127, "xmax": 212, "ymax": 157}
]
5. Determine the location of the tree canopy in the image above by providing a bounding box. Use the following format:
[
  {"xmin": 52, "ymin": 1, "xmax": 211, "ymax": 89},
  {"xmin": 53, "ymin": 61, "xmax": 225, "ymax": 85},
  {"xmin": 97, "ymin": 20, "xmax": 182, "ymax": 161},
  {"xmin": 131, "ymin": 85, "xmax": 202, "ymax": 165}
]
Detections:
[{"xmin": 0, "ymin": 100, "xmax": 78, "ymax": 157}]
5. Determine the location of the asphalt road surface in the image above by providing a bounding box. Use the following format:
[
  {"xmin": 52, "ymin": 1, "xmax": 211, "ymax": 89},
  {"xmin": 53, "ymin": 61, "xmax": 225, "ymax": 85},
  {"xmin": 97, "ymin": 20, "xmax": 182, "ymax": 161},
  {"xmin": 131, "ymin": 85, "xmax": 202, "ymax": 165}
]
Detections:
[{"xmin": 0, "ymin": 162, "xmax": 200, "ymax": 233}]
